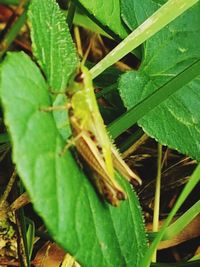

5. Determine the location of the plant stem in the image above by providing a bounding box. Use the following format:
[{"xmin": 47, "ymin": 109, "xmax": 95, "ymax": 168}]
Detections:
[
  {"xmin": 90, "ymin": 0, "xmax": 199, "ymax": 79},
  {"xmin": 152, "ymin": 143, "xmax": 162, "ymax": 262}
]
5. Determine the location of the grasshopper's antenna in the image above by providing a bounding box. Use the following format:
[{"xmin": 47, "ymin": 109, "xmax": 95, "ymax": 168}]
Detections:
[{"xmin": 81, "ymin": 41, "xmax": 92, "ymax": 67}]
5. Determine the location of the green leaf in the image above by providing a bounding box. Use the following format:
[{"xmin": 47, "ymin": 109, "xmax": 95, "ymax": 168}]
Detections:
[
  {"xmin": 109, "ymin": 59, "xmax": 200, "ymax": 138},
  {"xmin": 121, "ymin": 0, "xmax": 158, "ymax": 31},
  {"xmin": 119, "ymin": 1, "xmax": 200, "ymax": 160},
  {"xmin": 72, "ymin": 0, "xmax": 129, "ymax": 39},
  {"xmin": 73, "ymin": 9, "xmax": 112, "ymax": 38},
  {"xmin": 28, "ymin": 0, "xmax": 78, "ymax": 92},
  {"xmin": 26, "ymin": 218, "xmax": 35, "ymax": 260},
  {"xmin": 0, "ymin": 52, "xmax": 147, "ymax": 267}
]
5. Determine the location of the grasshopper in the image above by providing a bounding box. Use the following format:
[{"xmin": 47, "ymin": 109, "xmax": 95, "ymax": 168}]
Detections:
[{"xmin": 67, "ymin": 64, "xmax": 141, "ymax": 206}]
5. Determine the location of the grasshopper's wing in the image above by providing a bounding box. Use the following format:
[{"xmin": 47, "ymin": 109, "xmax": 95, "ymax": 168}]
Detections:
[
  {"xmin": 82, "ymin": 71, "xmax": 115, "ymax": 180},
  {"xmin": 90, "ymin": 110, "xmax": 114, "ymax": 178}
]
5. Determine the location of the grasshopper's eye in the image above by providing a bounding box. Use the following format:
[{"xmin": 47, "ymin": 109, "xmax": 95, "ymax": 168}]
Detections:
[{"xmin": 75, "ymin": 70, "xmax": 84, "ymax": 83}]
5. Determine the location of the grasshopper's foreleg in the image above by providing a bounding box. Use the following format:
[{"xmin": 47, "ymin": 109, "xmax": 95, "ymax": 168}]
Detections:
[
  {"xmin": 39, "ymin": 105, "xmax": 69, "ymax": 112},
  {"xmin": 60, "ymin": 133, "xmax": 83, "ymax": 156},
  {"xmin": 48, "ymin": 88, "xmax": 66, "ymax": 95},
  {"xmin": 39, "ymin": 103, "xmax": 77, "ymax": 155}
]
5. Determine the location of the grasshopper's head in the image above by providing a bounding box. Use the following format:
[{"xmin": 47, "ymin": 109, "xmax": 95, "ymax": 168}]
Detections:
[
  {"xmin": 74, "ymin": 65, "xmax": 93, "ymax": 90},
  {"xmin": 67, "ymin": 65, "xmax": 93, "ymax": 98}
]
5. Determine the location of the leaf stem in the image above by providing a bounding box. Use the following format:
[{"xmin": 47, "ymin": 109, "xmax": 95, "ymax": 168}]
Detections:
[
  {"xmin": 0, "ymin": 169, "xmax": 17, "ymax": 208},
  {"xmin": 152, "ymin": 143, "xmax": 162, "ymax": 262},
  {"xmin": 90, "ymin": 0, "xmax": 199, "ymax": 79}
]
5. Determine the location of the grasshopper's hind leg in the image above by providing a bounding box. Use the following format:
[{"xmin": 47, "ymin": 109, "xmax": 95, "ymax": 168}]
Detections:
[
  {"xmin": 111, "ymin": 145, "xmax": 142, "ymax": 186},
  {"xmin": 94, "ymin": 173, "xmax": 126, "ymax": 207}
]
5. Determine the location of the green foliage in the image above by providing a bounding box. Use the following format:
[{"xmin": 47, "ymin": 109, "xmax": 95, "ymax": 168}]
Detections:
[
  {"xmin": 119, "ymin": 1, "xmax": 200, "ymax": 160},
  {"xmin": 0, "ymin": 0, "xmax": 200, "ymax": 266},
  {"xmin": 0, "ymin": 0, "xmax": 149, "ymax": 265}
]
